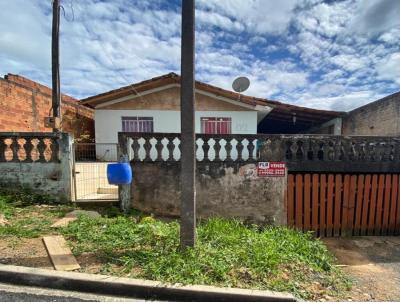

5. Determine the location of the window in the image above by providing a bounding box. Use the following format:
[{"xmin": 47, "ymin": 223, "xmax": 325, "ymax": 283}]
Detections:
[
  {"xmin": 201, "ymin": 117, "xmax": 231, "ymax": 134},
  {"xmin": 122, "ymin": 117, "xmax": 153, "ymax": 132}
]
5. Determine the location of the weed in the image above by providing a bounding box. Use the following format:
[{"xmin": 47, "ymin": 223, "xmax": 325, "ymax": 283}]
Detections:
[
  {"xmin": 62, "ymin": 215, "xmax": 351, "ymax": 300},
  {"xmin": 0, "ymin": 190, "xmax": 350, "ymax": 300},
  {"xmin": 0, "ymin": 189, "xmax": 72, "ymax": 238},
  {"xmin": 0, "ymin": 187, "xmax": 56, "ymax": 205}
]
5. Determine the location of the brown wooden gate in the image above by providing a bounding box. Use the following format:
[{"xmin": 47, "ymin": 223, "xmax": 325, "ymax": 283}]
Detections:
[{"xmin": 287, "ymin": 173, "xmax": 400, "ymax": 237}]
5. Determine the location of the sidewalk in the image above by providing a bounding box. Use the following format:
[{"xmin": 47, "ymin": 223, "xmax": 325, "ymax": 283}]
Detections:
[{"xmin": 0, "ymin": 264, "xmax": 298, "ymax": 302}]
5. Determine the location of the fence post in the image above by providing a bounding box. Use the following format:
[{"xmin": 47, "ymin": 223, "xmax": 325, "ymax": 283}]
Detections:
[
  {"xmin": 59, "ymin": 133, "xmax": 73, "ymax": 202},
  {"xmin": 257, "ymin": 136, "xmax": 288, "ymax": 226},
  {"xmin": 118, "ymin": 132, "xmax": 131, "ymax": 212}
]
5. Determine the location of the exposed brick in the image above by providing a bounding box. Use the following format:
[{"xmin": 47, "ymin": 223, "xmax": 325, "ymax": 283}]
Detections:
[
  {"xmin": 342, "ymin": 92, "xmax": 400, "ymax": 136},
  {"xmin": 0, "ymin": 74, "xmax": 94, "ymax": 138}
]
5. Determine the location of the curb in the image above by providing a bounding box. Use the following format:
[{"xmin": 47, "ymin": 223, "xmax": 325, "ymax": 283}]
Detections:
[{"xmin": 0, "ymin": 265, "xmax": 298, "ymax": 302}]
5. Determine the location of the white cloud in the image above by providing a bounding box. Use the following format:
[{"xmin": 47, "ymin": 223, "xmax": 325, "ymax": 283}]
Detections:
[
  {"xmin": 196, "ymin": 10, "xmax": 244, "ymax": 32},
  {"xmin": 378, "ymin": 28, "xmax": 400, "ymax": 44},
  {"xmin": 0, "ymin": 0, "xmax": 183, "ymax": 97},
  {"xmin": 330, "ymin": 54, "xmax": 368, "ymax": 72},
  {"xmin": 197, "ymin": 0, "xmax": 298, "ymax": 34},
  {"xmin": 249, "ymin": 36, "xmax": 267, "ymax": 45},
  {"xmin": 0, "ymin": 0, "xmax": 398, "ymax": 113},
  {"xmin": 296, "ymin": 91, "xmax": 383, "ymax": 111},
  {"xmin": 265, "ymin": 45, "xmax": 279, "ymax": 53},
  {"xmin": 0, "ymin": 0, "xmax": 51, "ymax": 70},
  {"xmin": 377, "ymin": 53, "xmax": 400, "ymax": 85},
  {"xmin": 307, "ymin": 2, "xmax": 351, "ymax": 37},
  {"xmin": 349, "ymin": 0, "xmax": 400, "ymax": 36}
]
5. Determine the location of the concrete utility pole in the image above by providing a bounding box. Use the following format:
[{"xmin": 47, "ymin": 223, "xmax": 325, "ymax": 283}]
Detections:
[
  {"xmin": 51, "ymin": 0, "xmax": 61, "ymax": 132},
  {"xmin": 180, "ymin": 0, "xmax": 196, "ymax": 248}
]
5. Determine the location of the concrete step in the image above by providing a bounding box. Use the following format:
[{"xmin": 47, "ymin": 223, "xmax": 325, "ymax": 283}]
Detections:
[
  {"xmin": 74, "ymin": 200, "xmax": 119, "ymax": 207},
  {"xmin": 97, "ymin": 187, "xmax": 118, "ymax": 194}
]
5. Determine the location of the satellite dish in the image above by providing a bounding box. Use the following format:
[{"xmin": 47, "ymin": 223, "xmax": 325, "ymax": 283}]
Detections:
[{"xmin": 232, "ymin": 76, "xmax": 250, "ymax": 93}]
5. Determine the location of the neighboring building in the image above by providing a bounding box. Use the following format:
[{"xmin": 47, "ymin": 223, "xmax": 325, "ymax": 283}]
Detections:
[
  {"xmin": 342, "ymin": 91, "xmax": 400, "ymax": 136},
  {"xmin": 80, "ymin": 73, "xmax": 340, "ymax": 144},
  {"xmin": 0, "ymin": 74, "xmax": 94, "ymax": 139},
  {"xmin": 308, "ymin": 92, "xmax": 400, "ymax": 136}
]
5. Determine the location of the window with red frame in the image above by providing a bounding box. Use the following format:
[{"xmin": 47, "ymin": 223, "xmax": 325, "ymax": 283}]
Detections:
[{"xmin": 200, "ymin": 117, "xmax": 232, "ymax": 134}]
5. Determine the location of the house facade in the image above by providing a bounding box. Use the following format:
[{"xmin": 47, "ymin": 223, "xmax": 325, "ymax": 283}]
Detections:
[
  {"xmin": 80, "ymin": 73, "xmax": 341, "ymax": 145},
  {"xmin": 93, "ymin": 86, "xmax": 265, "ymax": 143},
  {"xmin": 80, "ymin": 73, "xmax": 400, "ymax": 160}
]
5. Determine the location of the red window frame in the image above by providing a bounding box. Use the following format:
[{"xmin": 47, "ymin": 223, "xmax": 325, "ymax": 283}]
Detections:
[
  {"xmin": 201, "ymin": 117, "xmax": 231, "ymax": 134},
  {"xmin": 122, "ymin": 117, "xmax": 153, "ymax": 133}
]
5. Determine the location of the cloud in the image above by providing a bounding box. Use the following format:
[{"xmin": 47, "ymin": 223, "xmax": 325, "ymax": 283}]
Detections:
[
  {"xmin": 330, "ymin": 54, "xmax": 368, "ymax": 72},
  {"xmin": 0, "ymin": 0, "xmax": 51, "ymax": 70},
  {"xmin": 196, "ymin": 9, "xmax": 244, "ymax": 32},
  {"xmin": 378, "ymin": 28, "xmax": 400, "ymax": 44},
  {"xmin": 303, "ymin": 1, "xmax": 352, "ymax": 37},
  {"xmin": 350, "ymin": 0, "xmax": 400, "ymax": 36},
  {"xmin": 197, "ymin": 0, "xmax": 298, "ymax": 34},
  {"xmin": 0, "ymin": 0, "xmax": 399, "ymax": 113},
  {"xmin": 377, "ymin": 53, "xmax": 400, "ymax": 85},
  {"xmin": 295, "ymin": 90, "xmax": 386, "ymax": 111}
]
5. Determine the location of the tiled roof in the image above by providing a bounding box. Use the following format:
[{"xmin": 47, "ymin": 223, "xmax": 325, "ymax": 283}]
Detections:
[{"xmin": 80, "ymin": 72, "xmax": 343, "ymax": 123}]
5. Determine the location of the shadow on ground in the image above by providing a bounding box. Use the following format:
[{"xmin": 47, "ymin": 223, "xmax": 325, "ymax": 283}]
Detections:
[{"xmin": 324, "ymin": 236, "xmax": 400, "ymax": 302}]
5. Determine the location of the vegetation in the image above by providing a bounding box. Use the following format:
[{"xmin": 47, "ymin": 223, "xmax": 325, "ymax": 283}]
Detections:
[
  {"xmin": 0, "ymin": 189, "xmax": 351, "ymax": 300},
  {"xmin": 0, "ymin": 188, "xmax": 71, "ymax": 237},
  {"xmin": 62, "ymin": 215, "xmax": 351, "ymax": 299}
]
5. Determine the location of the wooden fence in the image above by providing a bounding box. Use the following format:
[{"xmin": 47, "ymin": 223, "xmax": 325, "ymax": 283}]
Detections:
[
  {"xmin": 118, "ymin": 133, "xmax": 400, "ymax": 236},
  {"xmin": 287, "ymin": 173, "xmax": 400, "ymax": 237}
]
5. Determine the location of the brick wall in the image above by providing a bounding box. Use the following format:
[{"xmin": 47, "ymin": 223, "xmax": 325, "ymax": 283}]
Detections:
[
  {"xmin": 342, "ymin": 92, "xmax": 400, "ymax": 136},
  {"xmin": 0, "ymin": 74, "xmax": 94, "ymax": 139}
]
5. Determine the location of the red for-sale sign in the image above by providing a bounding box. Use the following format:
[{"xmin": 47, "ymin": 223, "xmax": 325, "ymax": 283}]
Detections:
[{"xmin": 257, "ymin": 162, "xmax": 286, "ymax": 177}]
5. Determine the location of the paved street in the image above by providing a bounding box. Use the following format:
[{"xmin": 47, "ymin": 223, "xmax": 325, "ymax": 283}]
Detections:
[{"xmin": 0, "ymin": 282, "xmax": 164, "ymax": 302}]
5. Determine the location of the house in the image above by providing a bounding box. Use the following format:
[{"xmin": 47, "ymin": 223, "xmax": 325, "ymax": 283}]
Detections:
[{"xmin": 80, "ymin": 73, "xmax": 341, "ymax": 143}]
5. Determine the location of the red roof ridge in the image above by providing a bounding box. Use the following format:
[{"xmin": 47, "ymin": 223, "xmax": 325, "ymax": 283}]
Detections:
[{"xmin": 80, "ymin": 72, "xmax": 343, "ymax": 118}]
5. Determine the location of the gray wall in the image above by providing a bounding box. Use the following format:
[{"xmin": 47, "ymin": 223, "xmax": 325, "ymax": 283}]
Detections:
[
  {"xmin": 131, "ymin": 161, "xmax": 287, "ymax": 225},
  {"xmin": 342, "ymin": 92, "xmax": 400, "ymax": 136},
  {"xmin": 121, "ymin": 132, "xmax": 400, "ymax": 224},
  {"xmin": 0, "ymin": 133, "xmax": 72, "ymax": 202}
]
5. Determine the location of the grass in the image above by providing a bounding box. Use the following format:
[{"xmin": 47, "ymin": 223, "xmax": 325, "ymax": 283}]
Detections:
[
  {"xmin": 62, "ymin": 215, "xmax": 351, "ymax": 300},
  {"xmin": 0, "ymin": 188, "xmax": 72, "ymax": 237},
  {"xmin": 0, "ymin": 189, "xmax": 351, "ymax": 300}
]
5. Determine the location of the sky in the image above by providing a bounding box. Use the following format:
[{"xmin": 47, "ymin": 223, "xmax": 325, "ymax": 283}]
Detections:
[{"xmin": 0, "ymin": 0, "xmax": 399, "ymax": 111}]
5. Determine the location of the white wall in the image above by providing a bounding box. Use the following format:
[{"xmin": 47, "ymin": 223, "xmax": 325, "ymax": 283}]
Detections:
[
  {"xmin": 95, "ymin": 110, "xmax": 258, "ymax": 143},
  {"xmin": 74, "ymin": 162, "xmax": 118, "ymax": 200}
]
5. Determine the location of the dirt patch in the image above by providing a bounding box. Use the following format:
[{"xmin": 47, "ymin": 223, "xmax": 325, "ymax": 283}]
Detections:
[
  {"xmin": 0, "ymin": 237, "xmax": 53, "ymax": 269},
  {"xmin": 75, "ymin": 253, "xmax": 104, "ymax": 274},
  {"xmin": 0, "ymin": 236, "xmax": 111, "ymax": 275},
  {"xmin": 0, "ymin": 214, "xmax": 9, "ymax": 226},
  {"xmin": 324, "ymin": 237, "xmax": 400, "ymax": 302}
]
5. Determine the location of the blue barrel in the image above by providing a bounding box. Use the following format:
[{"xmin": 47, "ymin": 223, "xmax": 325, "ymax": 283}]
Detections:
[{"xmin": 107, "ymin": 163, "xmax": 133, "ymax": 185}]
